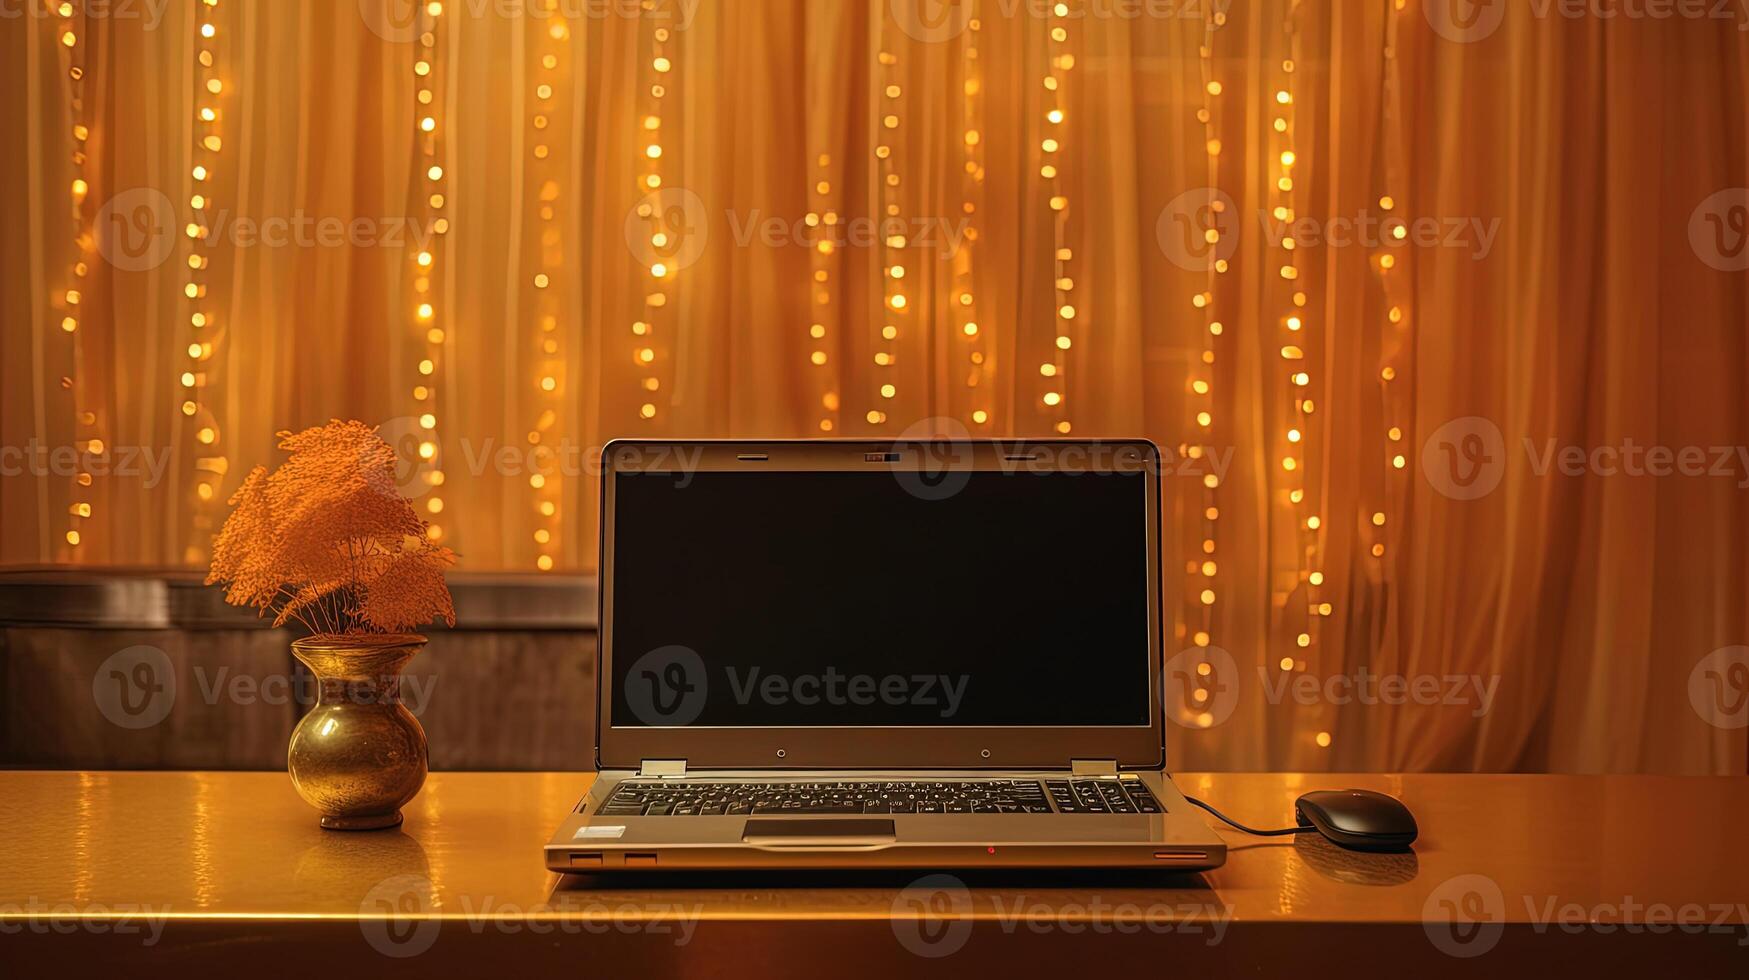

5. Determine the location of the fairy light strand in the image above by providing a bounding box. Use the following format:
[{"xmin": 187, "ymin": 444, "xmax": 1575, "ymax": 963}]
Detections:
[
  {"xmin": 184, "ymin": 0, "xmax": 227, "ymax": 560},
  {"xmin": 807, "ymin": 147, "xmax": 840, "ymax": 432},
  {"xmin": 959, "ymin": 8, "xmax": 990, "ymax": 429},
  {"xmin": 1272, "ymin": 4, "xmax": 1307, "ymax": 656},
  {"xmin": 412, "ymin": 0, "xmax": 449, "ymax": 543},
  {"xmin": 1377, "ymin": 0, "xmax": 1410, "ymax": 556},
  {"xmin": 1273, "ymin": 0, "xmax": 1332, "ymax": 751},
  {"xmin": 1187, "ymin": 4, "xmax": 1229, "ymax": 667},
  {"xmin": 529, "ymin": 4, "xmax": 570, "ymax": 571},
  {"xmin": 632, "ymin": 8, "xmax": 677, "ymax": 423},
  {"xmin": 871, "ymin": 35, "xmax": 904, "ymax": 428},
  {"xmin": 1040, "ymin": 1, "xmax": 1075, "ymax": 434},
  {"xmin": 55, "ymin": 0, "xmax": 94, "ymax": 554}
]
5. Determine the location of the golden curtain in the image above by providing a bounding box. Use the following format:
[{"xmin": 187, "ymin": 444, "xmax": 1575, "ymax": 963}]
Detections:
[{"xmin": 3, "ymin": 1, "xmax": 1746, "ymax": 773}]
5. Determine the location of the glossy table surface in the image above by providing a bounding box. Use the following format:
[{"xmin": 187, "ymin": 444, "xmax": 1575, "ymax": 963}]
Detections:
[{"xmin": 2, "ymin": 771, "xmax": 1745, "ymax": 974}]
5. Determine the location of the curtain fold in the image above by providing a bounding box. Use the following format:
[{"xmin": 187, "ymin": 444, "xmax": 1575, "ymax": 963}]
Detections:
[{"xmin": 3, "ymin": 0, "xmax": 1745, "ymax": 773}]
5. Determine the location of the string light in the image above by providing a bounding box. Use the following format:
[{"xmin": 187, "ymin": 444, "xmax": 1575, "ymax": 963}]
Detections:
[
  {"xmin": 632, "ymin": 5, "xmax": 678, "ymax": 423},
  {"xmin": 807, "ymin": 144, "xmax": 840, "ymax": 432},
  {"xmin": 957, "ymin": 7, "xmax": 990, "ymax": 428},
  {"xmin": 529, "ymin": 3, "xmax": 569, "ymax": 572},
  {"xmin": 412, "ymin": 0, "xmax": 448, "ymax": 542},
  {"xmin": 54, "ymin": 0, "xmax": 94, "ymax": 553},
  {"xmin": 1041, "ymin": 1, "xmax": 1076, "ymax": 434},
  {"xmin": 184, "ymin": 0, "xmax": 228, "ymax": 560},
  {"xmin": 1377, "ymin": 0, "xmax": 1411, "ymax": 562},
  {"xmin": 1269, "ymin": 1, "xmax": 1328, "ymax": 679},
  {"xmin": 870, "ymin": 31, "xmax": 903, "ymax": 428},
  {"xmin": 1185, "ymin": 2, "xmax": 1229, "ymax": 656}
]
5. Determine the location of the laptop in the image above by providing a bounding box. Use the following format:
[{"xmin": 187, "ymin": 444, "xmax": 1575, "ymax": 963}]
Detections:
[{"xmin": 544, "ymin": 438, "xmax": 1228, "ymax": 872}]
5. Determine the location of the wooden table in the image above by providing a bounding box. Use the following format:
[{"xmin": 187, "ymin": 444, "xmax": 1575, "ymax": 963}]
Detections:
[{"xmin": 2, "ymin": 771, "xmax": 1745, "ymax": 974}]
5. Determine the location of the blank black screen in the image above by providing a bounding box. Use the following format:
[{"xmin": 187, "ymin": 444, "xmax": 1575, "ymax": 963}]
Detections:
[{"xmin": 609, "ymin": 470, "xmax": 1152, "ymax": 727}]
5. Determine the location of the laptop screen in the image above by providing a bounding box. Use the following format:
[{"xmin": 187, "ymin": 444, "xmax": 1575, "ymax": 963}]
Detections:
[{"xmin": 607, "ymin": 467, "xmax": 1154, "ymax": 729}]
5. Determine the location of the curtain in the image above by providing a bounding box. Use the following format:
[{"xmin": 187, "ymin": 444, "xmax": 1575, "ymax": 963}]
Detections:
[{"xmin": 3, "ymin": 0, "xmax": 1746, "ymax": 774}]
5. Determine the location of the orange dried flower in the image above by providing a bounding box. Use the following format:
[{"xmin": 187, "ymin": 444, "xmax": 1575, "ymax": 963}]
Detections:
[{"xmin": 205, "ymin": 420, "xmax": 457, "ymax": 637}]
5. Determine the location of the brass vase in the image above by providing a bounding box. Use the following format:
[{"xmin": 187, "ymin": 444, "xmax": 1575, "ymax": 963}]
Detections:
[{"xmin": 288, "ymin": 633, "xmax": 429, "ymax": 830}]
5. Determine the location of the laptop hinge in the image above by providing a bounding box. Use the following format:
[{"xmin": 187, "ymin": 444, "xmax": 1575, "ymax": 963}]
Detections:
[
  {"xmin": 1070, "ymin": 759, "xmax": 1119, "ymax": 777},
  {"xmin": 638, "ymin": 759, "xmax": 686, "ymax": 778}
]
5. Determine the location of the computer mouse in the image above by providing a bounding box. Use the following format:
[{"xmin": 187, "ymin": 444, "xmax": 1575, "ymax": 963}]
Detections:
[{"xmin": 1294, "ymin": 789, "xmax": 1418, "ymax": 852}]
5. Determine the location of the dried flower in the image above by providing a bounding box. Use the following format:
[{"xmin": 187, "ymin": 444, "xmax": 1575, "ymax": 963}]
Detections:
[{"xmin": 206, "ymin": 420, "xmax": 457, "ymax": 637}]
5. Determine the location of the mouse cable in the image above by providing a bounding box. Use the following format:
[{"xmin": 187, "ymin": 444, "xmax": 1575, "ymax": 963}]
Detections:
[{"xmin": 1182, "ymin": 796, "xmax": 1314, "ymax": 837}]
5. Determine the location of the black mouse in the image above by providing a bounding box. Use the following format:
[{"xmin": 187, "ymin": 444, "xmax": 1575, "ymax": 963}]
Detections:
[{"xmin": 1295, "ymin": 789, "xmax": 1418, "ymax": 852}]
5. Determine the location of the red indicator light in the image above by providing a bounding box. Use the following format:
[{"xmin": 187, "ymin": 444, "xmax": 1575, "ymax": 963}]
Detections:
[{"xmin": 986, "ymin": 846, "xmax": 996, "ymax": 854}]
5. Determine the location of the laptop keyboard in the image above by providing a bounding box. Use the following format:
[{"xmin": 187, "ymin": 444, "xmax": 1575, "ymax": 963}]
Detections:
[{"xmin": 594, "ymin": 778, "xmax": 1164, "ymax": 816}]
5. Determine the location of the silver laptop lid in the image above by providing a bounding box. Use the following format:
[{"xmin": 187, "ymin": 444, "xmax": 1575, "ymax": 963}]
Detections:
[{"xmin": 595, "ymin": 439, "xmax": 1166, "ymax": 771}]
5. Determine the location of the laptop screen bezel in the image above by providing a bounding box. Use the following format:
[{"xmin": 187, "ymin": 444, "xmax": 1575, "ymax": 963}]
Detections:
[{"xmin": 595, "ymin": 439, "xmax": 1167, "ymax": 771}]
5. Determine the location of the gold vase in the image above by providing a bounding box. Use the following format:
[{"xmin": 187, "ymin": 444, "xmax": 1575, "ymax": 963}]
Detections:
[{"xmin": 288, "ymin": 633, "xmax": 429, "ymax": 831}]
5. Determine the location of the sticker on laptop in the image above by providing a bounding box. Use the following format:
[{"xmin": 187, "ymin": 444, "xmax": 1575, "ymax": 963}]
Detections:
[{"xmin": 574, "ymin": 825, "xmax": 627, "ymax": 839}]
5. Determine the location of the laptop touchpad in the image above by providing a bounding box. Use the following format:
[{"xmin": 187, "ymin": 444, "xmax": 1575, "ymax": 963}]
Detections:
[{"xmin": 741, "ymin": 818, "xmax": 897, "ymax": 846}]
